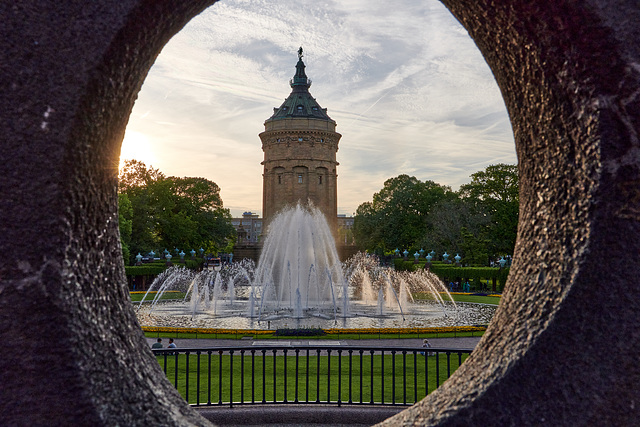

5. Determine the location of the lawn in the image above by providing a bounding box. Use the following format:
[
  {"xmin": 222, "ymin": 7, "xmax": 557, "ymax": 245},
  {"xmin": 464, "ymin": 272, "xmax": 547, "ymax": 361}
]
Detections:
[
  {"xmin": 130, "ymin": 291, "xmax": 186, "ymax": 302},
  {"xmin": 156, "ymin": 351, "xmax": 468, "ymax": 405},
  {"xmin": 413, "ymin": 293, "xmax": 501, "ymax": 305},
  {"xmin": 447, "ymin": 294, "xmax": 501, "ymax": 305}
]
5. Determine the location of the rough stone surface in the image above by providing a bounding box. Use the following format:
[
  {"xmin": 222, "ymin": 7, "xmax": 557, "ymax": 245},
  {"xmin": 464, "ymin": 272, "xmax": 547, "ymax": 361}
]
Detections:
[
  {"xmin": 381, "ymin": 1, "xmax": 640, "ymax": 425},
  {"xmin": 0, "ymin": 0, "xmax": 638, "ymax": 426},
  {"xmin": 0, "ymin": 1, "xmax": 215, "ymax": 425},
  {"xmin": 196, "ymin": 405, "xmax": 406, "ymax": 426}
]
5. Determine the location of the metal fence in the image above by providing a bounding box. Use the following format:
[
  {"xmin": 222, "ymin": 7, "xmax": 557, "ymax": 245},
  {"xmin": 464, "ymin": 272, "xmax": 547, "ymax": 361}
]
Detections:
[{"xmin": 153, "ymin": 345, "xmax": 471, "ymax": 407}]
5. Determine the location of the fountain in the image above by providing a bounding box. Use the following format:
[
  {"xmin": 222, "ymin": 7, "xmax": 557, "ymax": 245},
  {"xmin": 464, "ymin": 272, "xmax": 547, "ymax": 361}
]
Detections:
[
  {"xmin": 252, "ymin": 205, "xmax": 346, "ymax": 320},
  {"xmin": 135, "ymin": 205, "xmax": 496, "ymax": 329}
]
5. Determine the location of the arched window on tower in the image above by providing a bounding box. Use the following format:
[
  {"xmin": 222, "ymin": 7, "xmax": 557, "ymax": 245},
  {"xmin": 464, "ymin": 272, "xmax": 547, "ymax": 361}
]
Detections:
[
  {"xmin": 316, "ymin": 167, "xmax": 328, "ymax": 186},
  {"xmin": 278, "ymin": 175, "xmax": 282, "ymax": 184},
  {"xmin": 298, "ymin": 174, "xmax": 303, "ymax": 184}
]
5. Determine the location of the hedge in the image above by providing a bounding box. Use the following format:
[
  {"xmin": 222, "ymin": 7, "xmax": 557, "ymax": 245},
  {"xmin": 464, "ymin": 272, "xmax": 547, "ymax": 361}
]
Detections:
[
  {"xmin": 393, "ymin": 259, "xmax": 509, "ymax": 289},
  {"xmin": 125, "ymin": 265, "xmax": 167, "ymax": 276},
  {"xmin": 125, "ymin": 258, "xmax": 203, "ymax": 277},
  {"xmin": 275, "ymin": 328, "xmax": 326, "ymax": 337}
]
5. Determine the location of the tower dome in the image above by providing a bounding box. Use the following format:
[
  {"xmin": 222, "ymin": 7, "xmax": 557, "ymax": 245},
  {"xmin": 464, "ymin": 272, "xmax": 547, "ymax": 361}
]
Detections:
[{"xmin": 265, "ymin": 47, "xmax": 334, "ymax": 123}]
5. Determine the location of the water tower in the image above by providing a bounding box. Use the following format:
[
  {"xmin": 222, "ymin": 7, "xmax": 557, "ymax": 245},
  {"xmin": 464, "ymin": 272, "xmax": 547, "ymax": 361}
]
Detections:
[{"xmin": 260, "ymin": 47, "xmax": 341, "ymax": 234}]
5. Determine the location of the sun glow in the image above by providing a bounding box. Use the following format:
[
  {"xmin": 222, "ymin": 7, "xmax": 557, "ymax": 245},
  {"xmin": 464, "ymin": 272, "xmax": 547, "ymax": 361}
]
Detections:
[{"xmin": 119, "ymin": 130, "xmax": 158, "ymax": 170}]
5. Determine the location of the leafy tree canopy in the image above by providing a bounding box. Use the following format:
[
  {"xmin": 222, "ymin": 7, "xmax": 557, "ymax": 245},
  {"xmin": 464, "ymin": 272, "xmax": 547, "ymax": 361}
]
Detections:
[
  {"xmin": 118, "ymin": 160, "xmax": 235, "ymax": 264},
  {"xmin": 459, "ymin": 163, "xmax": 518, "ymax": 204},
  {"xmin": 353, "ymin": 175, "xmax": 455, "ymax": 252},
  {"xmin": 354, "ymin": 164, "xmax": 519, "ymax": 265},
  {"xmin": 459, "ymin": 163, "xmax": 519, "ymax": 256}
]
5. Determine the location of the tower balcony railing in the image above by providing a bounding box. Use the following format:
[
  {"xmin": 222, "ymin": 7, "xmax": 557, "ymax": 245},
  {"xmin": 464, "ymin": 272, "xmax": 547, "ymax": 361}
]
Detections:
[
  {"xmin": 290, "ymin": 78, "xmax": 312, "ymax": 87},
  {"xmin": 153, "ymin": 344, "xmax": 471, "ymax": 407}
]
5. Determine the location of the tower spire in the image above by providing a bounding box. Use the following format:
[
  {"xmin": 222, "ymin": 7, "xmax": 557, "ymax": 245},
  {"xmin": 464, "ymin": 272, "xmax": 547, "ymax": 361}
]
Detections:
[
  {"xmin": 265, "ymin": 48, "xmax": 332, "ymax": 122},
  {"xmin": 291, "ymin": 46, "xmax": 311, "ymax": 89}
]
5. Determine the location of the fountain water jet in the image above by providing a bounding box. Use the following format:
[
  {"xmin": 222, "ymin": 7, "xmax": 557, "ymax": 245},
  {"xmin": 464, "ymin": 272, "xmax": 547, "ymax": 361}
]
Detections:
[{"xmin": 252, "ymin": 204, "xmax": 347, "ymax": 320}]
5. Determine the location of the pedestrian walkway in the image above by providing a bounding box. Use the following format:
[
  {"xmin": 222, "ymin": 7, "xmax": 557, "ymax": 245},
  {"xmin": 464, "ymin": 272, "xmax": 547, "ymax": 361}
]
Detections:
[{"xmin": 146, "ymin": 336, "xmax": 481, "ymax": 351}]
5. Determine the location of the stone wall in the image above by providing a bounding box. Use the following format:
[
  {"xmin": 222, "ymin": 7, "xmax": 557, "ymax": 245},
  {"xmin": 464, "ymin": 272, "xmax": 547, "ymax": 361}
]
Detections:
[
  {"xmin": 231, "ymin": 245, "xmax": 261, "ymax": 263},
  {"xmin": 1, "ymin": 1, "xmax": 639, "ymax": 425}
]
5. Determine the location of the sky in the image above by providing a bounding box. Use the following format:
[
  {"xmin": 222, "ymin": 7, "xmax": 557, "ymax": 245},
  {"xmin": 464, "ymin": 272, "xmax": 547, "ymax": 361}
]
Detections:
[{"xmin": 120, "ymin": 0, "xmax": 516, "ymax": 218}]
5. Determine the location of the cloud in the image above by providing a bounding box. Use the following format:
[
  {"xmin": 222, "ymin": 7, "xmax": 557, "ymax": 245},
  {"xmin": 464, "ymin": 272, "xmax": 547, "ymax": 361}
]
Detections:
[{"xmin": 122, "ymin": 0, "xmax": 516, "ymax": 217}]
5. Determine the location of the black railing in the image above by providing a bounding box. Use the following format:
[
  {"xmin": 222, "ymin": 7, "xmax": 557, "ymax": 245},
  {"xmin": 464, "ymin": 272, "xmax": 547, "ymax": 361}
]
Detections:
[{"xmin": 153, "ymin": 345, "xmax": 471, "ymax": 407}]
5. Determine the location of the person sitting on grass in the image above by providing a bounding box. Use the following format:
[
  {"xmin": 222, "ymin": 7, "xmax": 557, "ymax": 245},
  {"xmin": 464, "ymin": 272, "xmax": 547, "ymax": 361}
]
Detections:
[{"xmin": 151, "ymin": 338, "xmax": 163, "ymax": 349}]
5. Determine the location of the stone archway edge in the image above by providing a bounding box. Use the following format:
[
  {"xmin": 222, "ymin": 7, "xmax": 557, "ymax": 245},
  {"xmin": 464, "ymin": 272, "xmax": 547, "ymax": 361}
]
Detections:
[{"xmin": 1, "ymin": 1, "xmax": 639, "ymax": 425}]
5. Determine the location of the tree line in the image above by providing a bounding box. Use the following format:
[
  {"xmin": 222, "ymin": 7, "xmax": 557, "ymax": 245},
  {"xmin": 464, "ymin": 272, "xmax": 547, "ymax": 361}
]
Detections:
[
  {"xmin": 353, "ymin": 164, "xmax": 518, "ymax": 266},
  {"xmin": 118, "ymin": 160, "xmax": 236, "ymax": 265}
]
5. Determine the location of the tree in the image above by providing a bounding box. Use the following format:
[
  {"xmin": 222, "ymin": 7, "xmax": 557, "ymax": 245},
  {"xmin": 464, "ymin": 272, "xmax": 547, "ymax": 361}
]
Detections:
[
  {"xmin": 354, "ymin": 165, "xmax": 519, "ymax": 266},
  {"xmin": 353, "ymin": 202, "xmax": 381, "ymax": 251},
  {"xmin": 459, "ymin": 163, "xmax": 519, "ymax": 257},
  {"xmin": 118, "ymin": 159, "xmax": 164, "ymax": 192},
  {"xmin": 353, "ymin": 175, "xmax": 454, "ymax": 252},
  {"xmin": 118, "ymin": 160, "xmax": 235, "ymax": 262},
  {"xmin": 119, "ymin": 161, "xmax": 166, "ymax": 258},
  {"xmin": 420, "ymin": 198, "xmax": 490, "ymax": 262},
  {"xmin": 459, "ymin": 163, "xmax": 518, "ymax": 204},
  {"xmin": 170, "ymin": 177, "xmax": 224, "ymax": 212}
]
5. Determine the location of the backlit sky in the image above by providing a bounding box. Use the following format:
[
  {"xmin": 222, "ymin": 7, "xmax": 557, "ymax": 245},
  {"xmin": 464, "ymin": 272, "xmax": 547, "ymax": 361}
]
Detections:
[{"xmin": 120, "ymin": 0, "xmax": 516, "ymax": 218}]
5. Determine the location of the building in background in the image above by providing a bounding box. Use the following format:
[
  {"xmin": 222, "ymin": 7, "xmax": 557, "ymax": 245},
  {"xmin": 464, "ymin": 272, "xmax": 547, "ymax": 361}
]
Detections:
[
  {"xmin": 337, "ymin": 214, "xmax": 355, "ymax": 246},
  {"xmin": 231, "ymin": 212, "xmax": 262, "ymax": 246},
  {"xmin": 230, "ymin": 212, "xmax": 355, "ymax": 261},
  {"xmin": 230, "ymin": 212, "xmax": 354, "ymax": 247}
]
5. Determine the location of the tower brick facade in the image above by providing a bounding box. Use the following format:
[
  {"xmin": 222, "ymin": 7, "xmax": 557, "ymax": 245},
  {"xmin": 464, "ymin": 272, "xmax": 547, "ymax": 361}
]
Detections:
[{"xmin": 260, "ymin": 48, "xmax": 341, "ymax": 234}]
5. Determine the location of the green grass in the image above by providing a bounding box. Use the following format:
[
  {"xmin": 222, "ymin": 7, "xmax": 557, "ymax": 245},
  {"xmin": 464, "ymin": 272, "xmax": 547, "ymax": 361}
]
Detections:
[
  {"xmin": 156, "ymin": 351, "xmax": 468, "ymax": 405},
  {"xmin": 447, "ymin": 294, "xmax": 501, "ymax": 305},
  {"xmin": 130, "ymin": 291, "xmax": 186, "ymax": 302},
  {"xmin": 414, "ymin": 293, "xmax": 501, "ymax": 305}
]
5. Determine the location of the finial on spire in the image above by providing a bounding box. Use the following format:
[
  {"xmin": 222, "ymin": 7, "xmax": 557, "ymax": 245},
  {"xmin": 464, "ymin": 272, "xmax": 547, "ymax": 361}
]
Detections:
[{"xmin": 290, "ymin": 46, "xmax": 311, "ymax": 89}]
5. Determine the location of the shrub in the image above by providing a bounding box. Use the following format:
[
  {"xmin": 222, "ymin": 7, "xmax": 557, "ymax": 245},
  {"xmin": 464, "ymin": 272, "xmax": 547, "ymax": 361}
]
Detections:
[
  {"xmin": 125, "ymin": 265, "xmax": 167, "ymax": 276},
  {"xmin": 274, "ymin": 328, "xmax": 327, "ymax": 337},
  {"xmin": 125, "ymin": 258, "xmax": 203, "ymax": 276}
]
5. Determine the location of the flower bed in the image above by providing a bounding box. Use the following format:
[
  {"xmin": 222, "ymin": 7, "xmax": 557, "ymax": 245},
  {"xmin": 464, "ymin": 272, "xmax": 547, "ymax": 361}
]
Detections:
[{"xmin": 141, "ymin": 325, "xmax": 487, "ymax": 337}]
